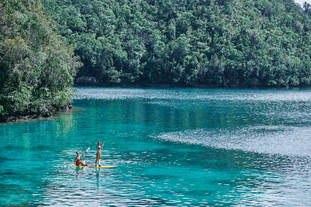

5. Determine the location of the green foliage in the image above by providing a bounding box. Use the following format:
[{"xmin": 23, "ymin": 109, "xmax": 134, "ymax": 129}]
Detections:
[
  {"xmin": 42, "ymin": 0, "xmax": 311, "ymax": 87},
  {"xmin": 0, "ymin": 0, "xmax": 81, "ymax": 118}
]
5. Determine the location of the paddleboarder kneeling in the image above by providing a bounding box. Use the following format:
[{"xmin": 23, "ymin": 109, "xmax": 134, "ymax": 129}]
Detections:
[
  {"xmin": 75, "ymin": 152, "xmax": 87, "ymax": 167},
  {"xmin": 95, "ymin": 140, "xmax": 104, "ymax": 167}
]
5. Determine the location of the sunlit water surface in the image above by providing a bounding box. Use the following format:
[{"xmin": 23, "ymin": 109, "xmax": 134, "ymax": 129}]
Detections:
[{"xmin": 1, "ymin": 87, "xmax": 311, "ymax": 206}]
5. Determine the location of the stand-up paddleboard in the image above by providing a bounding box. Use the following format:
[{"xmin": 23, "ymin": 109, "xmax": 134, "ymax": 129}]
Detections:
[{"xmin": 69, "ymin": 164, "xmax": 116, "ymax": 169}]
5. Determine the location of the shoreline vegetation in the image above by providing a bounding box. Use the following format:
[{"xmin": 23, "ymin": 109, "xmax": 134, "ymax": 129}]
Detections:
[
  {"xmin": 0, "ymin": 0, "xmax": 81, "ymax": 123},
  {"xmin": 74, "ymin": 80, "xmax": 311, "ymax": 88},
  {"xmin": 0, "ymin": 103, "xmax": 72, "ymax": 123},
  {"xmin": 73, "ymin": 75, "xmax": 310, "ymax": 88}
]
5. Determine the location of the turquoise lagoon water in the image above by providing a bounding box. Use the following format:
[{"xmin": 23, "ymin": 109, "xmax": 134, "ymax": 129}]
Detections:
[{"xmin": 1, "ymin": 87, "xmax": 311, "ymax": 206}]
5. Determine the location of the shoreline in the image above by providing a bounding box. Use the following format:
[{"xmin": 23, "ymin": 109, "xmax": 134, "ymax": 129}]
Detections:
[
  {"xmin": 2, "ymin": 82, "xmax": 308, "ymax": 124},
  {"xmin": 0, "ymin": 103, "xmax": 73, "ymax": 123},
  {"xmin": 74, "ymin": 82, "xmax": 309, "ymax": 89}
]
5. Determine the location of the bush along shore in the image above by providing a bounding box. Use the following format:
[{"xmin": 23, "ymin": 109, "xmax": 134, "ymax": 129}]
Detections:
[
  {"xmin": 73, "ymin": 76, "xmax": 304, "ymax": 88},
  {"xmin": 0, "ymin": 103, "xmax": 73, "ymax": 123}
]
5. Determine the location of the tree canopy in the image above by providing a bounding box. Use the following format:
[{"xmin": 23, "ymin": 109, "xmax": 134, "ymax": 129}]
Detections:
[
  {"xmin": 41, "ymin": 0, "xmax": 311, "ymax": 87},
  {"xmin": 0, "ymin": 0, "xmax": 81, "ymax": 120}
]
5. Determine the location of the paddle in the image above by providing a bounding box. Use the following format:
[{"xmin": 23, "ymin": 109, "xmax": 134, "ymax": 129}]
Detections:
[{"xmin": 82, "ymin": 147, "xmax": 90, "ymax": 157}]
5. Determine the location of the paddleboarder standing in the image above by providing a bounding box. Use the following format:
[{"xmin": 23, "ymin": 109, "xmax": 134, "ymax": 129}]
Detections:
[{"xmin": 95, "ymin": 140, "xmax": 104, "ymax": 167}]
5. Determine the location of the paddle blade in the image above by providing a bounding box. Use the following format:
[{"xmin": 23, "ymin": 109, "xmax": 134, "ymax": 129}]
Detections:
[{"xmin": 85, "ymin": 147, "xmax": 90, "ymax": 152}]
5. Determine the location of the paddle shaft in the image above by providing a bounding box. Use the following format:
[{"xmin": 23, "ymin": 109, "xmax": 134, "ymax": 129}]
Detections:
[{"xmin": 82, "ymin": 147, "xmax": 90, "ymax": 156}]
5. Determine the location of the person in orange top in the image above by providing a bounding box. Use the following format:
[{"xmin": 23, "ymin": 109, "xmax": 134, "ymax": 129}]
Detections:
[{"xmin": 75, "ymin": 151, "xmax": 87, "ymax": 166}]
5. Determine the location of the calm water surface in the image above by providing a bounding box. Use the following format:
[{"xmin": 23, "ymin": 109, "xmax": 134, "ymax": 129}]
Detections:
[{"xmin": 1, "ymin": 87, "xmax": 311, "ymax": 206}]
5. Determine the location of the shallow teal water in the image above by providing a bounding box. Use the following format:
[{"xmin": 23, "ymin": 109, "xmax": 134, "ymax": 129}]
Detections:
[{"xmin": 1, "ymin": 87, "xmax": 311, "ymax": 206}]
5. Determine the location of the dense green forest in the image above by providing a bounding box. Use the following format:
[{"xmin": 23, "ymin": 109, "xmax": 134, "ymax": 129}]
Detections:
[
  {"xmin": 2, "ymin": 0, "xmax": 311, "ymax": 120},
  {"xmin": 0, "ymin": 0, "xmax": 81, "ymax": 121},
  {"xmin": 41, "ymin": 0, "xmax": 311, "ymax": 87}
]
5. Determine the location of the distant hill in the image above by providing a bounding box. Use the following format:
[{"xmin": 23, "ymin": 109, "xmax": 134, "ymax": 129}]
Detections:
[{"xmin": 42, "ymin": 0, "xmax": 311, "ymax": 87}]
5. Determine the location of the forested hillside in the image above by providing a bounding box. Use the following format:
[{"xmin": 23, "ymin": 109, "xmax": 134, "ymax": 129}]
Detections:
[
  {"xmin": 41, "ymin": 0, "xmax": 311, "ymax": 87},
  {"xmin": 0, "ymin": 0, "xmax": 81, "ymax": 121}
]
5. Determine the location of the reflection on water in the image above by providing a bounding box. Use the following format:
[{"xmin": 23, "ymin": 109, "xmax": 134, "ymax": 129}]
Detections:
[
  {"xmin": 1, "ymin": 87, "xmax": 311, "ymax": 206},
  {"xmin": 157, "ymin": 126, "xmax": 311, "ymax": 156}
]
